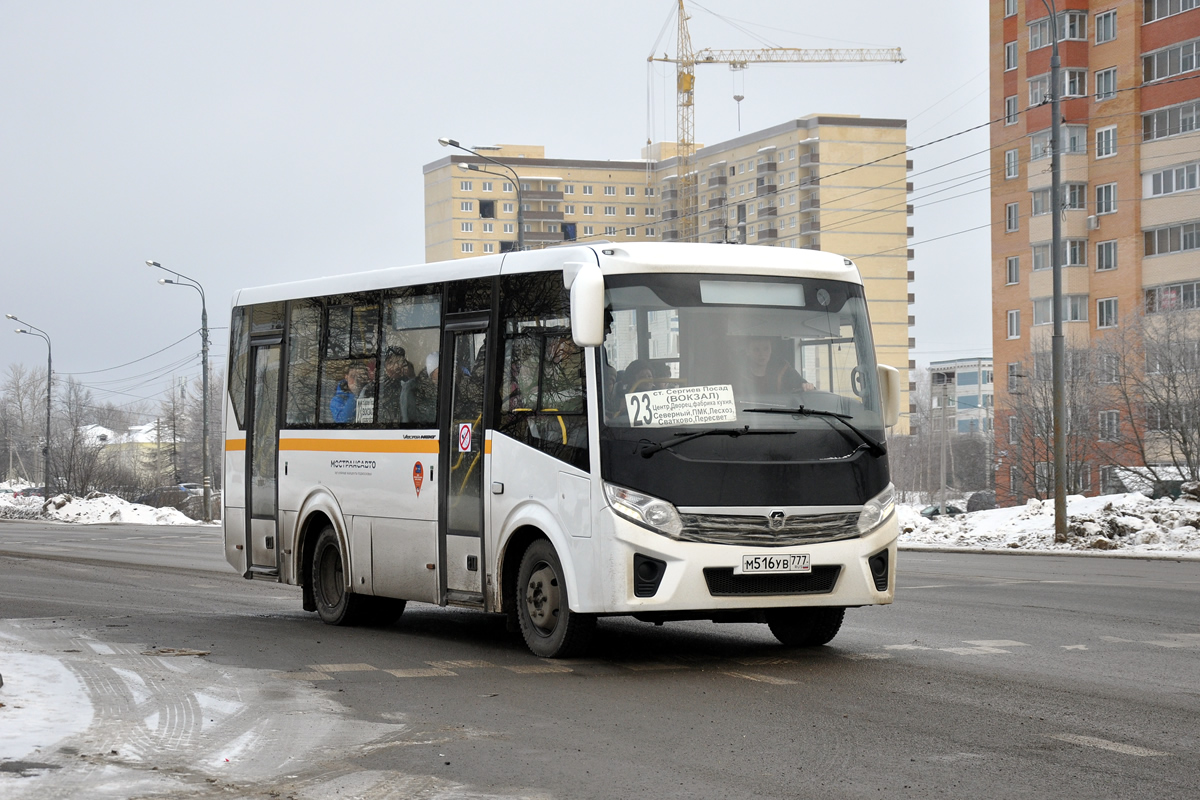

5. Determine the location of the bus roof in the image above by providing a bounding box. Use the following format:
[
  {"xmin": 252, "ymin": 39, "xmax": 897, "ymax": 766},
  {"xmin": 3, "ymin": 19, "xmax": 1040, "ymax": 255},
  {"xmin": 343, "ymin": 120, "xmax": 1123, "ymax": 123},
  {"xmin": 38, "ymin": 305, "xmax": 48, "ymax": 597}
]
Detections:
[{"xmin": 231, "ymin": 243, "xmax": 862, "ymax": 307}]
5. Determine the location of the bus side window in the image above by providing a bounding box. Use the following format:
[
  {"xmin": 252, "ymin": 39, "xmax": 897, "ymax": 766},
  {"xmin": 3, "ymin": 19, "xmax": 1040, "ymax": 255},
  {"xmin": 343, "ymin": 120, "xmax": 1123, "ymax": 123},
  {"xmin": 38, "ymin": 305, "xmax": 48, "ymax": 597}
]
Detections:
[
  {"xmin": 319, "ymin": 297, "xmax": 379, "ymax": 425},
  {"xmin": 497, "ymin": 273, "xmax": 587, "ymax": 469},
  {"xmin": 286, "ymin": 300, "xmax": 321, "ymax": 426},
  {"xmin": 228, "ymin": 306, "xmax": 249, "ymax": 430}
]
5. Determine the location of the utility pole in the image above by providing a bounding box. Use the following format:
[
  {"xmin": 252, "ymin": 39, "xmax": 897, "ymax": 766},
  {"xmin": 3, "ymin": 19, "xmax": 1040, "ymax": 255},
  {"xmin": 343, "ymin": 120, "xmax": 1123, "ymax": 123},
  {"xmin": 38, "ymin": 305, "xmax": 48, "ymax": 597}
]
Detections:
[{"xmin": 939, "ymin": 376, "xmax": 949, "ymax": 515}]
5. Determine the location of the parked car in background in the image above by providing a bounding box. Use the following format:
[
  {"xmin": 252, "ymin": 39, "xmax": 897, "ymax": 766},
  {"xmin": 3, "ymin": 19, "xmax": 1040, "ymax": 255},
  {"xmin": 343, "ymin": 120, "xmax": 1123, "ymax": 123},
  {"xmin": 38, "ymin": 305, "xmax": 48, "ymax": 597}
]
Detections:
[
  {"xmin": 135, "ymin": 486, "xmax": 192, "ymax": 509},
  {"xmin": 920, "ymin": 503, "xmax": 965, "ymax": 518},
  {"xmin": 14, "ymin": 486, "xmax": 47, "ymax": 498}
]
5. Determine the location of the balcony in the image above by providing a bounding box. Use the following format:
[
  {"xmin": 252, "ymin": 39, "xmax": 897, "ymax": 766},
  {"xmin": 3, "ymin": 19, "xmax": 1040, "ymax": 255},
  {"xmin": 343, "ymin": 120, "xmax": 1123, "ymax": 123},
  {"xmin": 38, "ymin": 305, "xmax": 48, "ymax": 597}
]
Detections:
[
  {"xmin": 800, "ymin": 221, "xmax": 820, "ymax": 235},
  {"xmin": 522, "ymin": 210, "xmax": 564, "ymax": 222},
  {"xmin": 707, "ymin": 217, "xmax": 729, "ymax": 229},
  {"xmin": 523, "ymin": 190, "xmax": 564, "ymax": 202},
  {"xmin": 523, "ymin": 230, "xmax": 565, "ymax": 244},
  {"xmin": 757, "ymin": 228, "xmax": 779, "ymax": 240},
  {"xmin": 759, "ymin": 161, "xmax": 778, "ymax": 173},
  {"xmin": 662, "ymin": 209, "xmax": 679, "ymax": 221},
  {"xmin": 708, "ymin": 175, "xmax": 728, "ymax": 187},
  {"xmin": 662, "ymin": 229, "xmax": 681, "ymax": 241},
  {"xmin": 758, "ymin": 205, "xmax": 778, "ymax": 217},
  {"xmin": 799, "ymin": 152, "xmax": 819, "ymax": 166},
  {"xmin": 708, "ymin": 195, "xmax": 726, "ymax": 209},
  {"xmin": 755, "ymin": 182, "xmax": 778, "ymax": 198},
  {"xmin": 662, "ymin": 189, "xmax": 680, "ymax": 201},
  {"xmin": 799, "ymin": 197, "xmax": 820, "ymax": 212}
]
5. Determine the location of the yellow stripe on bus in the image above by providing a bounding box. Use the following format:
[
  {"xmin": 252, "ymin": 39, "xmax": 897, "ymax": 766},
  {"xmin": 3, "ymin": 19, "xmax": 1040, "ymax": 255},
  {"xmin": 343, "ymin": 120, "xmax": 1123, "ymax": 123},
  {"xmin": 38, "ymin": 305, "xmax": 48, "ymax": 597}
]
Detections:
[
  {"xmin": 279, "ymin": 438, "xmax": 439, "ymax": 454},
  {"xmin": 226, "ymin": 439, "xmax": 246, "ymax": 451}
]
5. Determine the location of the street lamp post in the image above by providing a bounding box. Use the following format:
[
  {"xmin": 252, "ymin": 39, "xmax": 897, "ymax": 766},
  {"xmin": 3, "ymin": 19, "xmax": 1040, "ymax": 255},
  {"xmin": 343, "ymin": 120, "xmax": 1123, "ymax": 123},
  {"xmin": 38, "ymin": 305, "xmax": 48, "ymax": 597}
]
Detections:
[
  {"xmin": 438, "ymin": 137, "xmax": 524, "ymax": 251},
  {"xmin": 7, "ymin": 314, "xmax": 52, "ymax": 493},
  {"xmin": 146, "ymin": 261, "xmax": 211, "ymax": 523},
  {"xmin": 1040, "ymin": 0, "xmax": 1068, "ymax": 542}
]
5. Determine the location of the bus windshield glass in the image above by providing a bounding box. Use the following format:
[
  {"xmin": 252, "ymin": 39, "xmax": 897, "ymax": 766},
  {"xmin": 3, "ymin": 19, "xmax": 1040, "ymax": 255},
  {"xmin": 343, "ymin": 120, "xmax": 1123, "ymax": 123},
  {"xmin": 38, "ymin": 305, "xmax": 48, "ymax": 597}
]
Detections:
[{"xmin": 600, "ymin": 273, "xmax": 884, "ymax": 436}]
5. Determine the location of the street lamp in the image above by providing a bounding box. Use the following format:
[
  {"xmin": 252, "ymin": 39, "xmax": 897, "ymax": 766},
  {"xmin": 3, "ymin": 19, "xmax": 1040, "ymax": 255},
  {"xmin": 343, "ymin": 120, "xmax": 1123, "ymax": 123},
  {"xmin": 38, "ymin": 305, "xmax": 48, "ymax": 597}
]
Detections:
[
  {"xmin": 7, "ymin": 314, "xmax": 52, "ymax": 494},
  {"xmin": 1040, "ymin": 0, "xmax": 1068, "ymax": 542},
  {"xmin": 438, "ymin": 137, "xmax": 524, "ymax": 251},
  {"xmin": 146, "ymin": 260, "xmax": 212, "ymax": 523}
]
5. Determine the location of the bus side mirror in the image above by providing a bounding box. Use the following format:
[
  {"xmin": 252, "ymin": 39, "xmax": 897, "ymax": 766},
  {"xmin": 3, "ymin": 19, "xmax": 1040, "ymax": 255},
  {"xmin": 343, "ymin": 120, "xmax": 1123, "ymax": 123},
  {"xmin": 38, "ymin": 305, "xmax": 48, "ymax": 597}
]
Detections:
[
  {"xmin": 877, "ymin": 364, "xmax": 900, "ymax": 428},
  {"xmin": 565, "ymin": 261, "xmax": 605, "ymax": 347}
]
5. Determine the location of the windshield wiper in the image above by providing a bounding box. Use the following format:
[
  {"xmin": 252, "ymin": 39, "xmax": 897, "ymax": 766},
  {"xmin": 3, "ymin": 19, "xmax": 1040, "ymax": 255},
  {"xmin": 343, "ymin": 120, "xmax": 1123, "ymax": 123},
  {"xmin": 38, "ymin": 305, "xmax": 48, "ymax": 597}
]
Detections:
[
  {"xmin": 638, "ymin": 425, "xmax": 792, "ymax": 458},
  {"xmin": 741, "ymin": 405, "xmax": 887, "ymax": 457}
]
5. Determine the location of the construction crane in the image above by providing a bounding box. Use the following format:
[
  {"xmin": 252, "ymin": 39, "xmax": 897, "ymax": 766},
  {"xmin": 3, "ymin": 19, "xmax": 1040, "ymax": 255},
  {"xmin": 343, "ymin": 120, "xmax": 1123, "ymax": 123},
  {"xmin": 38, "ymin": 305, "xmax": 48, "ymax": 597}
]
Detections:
[{"xmin": 648, "ymin": 0, "xmax": 904, "ymax": 243}]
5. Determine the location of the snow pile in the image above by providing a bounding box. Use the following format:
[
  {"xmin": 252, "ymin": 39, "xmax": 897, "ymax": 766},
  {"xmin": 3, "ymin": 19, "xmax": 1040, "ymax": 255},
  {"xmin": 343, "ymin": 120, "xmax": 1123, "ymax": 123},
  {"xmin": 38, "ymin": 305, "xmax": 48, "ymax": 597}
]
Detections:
[
  {"xmin": 899, "ymin": 492, "xmax": 1200, "ymax": 556},
  {"xmin": 38, "ymin": 492, "xmax": 198, "ymax": 525}
]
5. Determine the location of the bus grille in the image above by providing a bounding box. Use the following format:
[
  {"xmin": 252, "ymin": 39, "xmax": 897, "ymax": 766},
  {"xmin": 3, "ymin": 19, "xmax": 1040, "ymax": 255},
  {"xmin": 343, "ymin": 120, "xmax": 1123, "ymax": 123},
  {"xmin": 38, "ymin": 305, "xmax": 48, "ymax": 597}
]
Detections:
[
  {"xmin": 703, "ymin": 566, "xmax": 841, "ymax": 596},
  {"xmin": 677, "ymin": 512, "xmax": 860, "ymax": 547}
]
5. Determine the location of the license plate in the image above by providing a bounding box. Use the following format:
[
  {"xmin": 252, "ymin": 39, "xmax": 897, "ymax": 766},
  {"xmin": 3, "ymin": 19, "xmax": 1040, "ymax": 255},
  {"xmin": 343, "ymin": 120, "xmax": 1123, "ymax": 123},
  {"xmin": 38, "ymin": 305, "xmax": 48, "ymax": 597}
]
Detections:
[{"xmin": 735, "ymin": 553, "xmax": 811, "ymax": 575}]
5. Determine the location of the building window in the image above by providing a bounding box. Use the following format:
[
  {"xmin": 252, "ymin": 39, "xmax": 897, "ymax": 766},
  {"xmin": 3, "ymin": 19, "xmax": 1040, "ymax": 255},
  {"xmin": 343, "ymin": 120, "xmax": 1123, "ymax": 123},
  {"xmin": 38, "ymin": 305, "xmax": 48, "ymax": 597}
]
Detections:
[
  {"xmin": 1143, "ymin": 101, "xmax": 1200, "ymax": 141},
  {"xmin": 564, "ymin": 204, "xmax": 575, "ymax": 215},
  {"xmin": 483, "ymin": 242, "xmax": 495, "ymax": 254},
  {"xmin": 1031, "ymin": 130, "xmax": 1052, "ymax": 161},
  {"xmin": 460, "ymin": 180, "xmax": 472, "ymax": 191},
  {"xmin": 500, "ymin": 202, "xmax": 512, "ymax": 214},
  {"xmin": 1005, "ymin": 0, "xmax": 1017, "ymax": 17},
  {"xmin": 583, "ymin": 185, "xmax": 593, "ymax": 195},
  {"xmin": 503, "ymin": 182, "xmax": 513, "ymax": 193},
  {"xmin": 1095, "ymin": 68, "xmax": 1117, "ymax": 101},
  {"xmin": 1033, "ymin": 294, "xmax": 1089, "ymax": 325},
  {"xmin": 582, "ymin": 225, "xmax": 594, "ymax": 236},
  {"xmin": 481, "ymin": 181, "xmax": 493, "ymax": 192},
  {"xmin": 1097, "ymin": 240, "xmax": 1118, "ymax": 271},
  {"xmin": 604, "ymin": 226, "xmax": 617, "ymax": 236},
  {"xmin": 564, "ymin": 185, "xmax": 574, "ymax": 195},
  {"xmin": 1064, "ymin": 69, "xmax": 1087, "ymax": 97},
  {"xmin": 1066, "ymin": 125, "xmax": 1088, "ymax": 154},
  {"xmin": 1096, "ymin": 183, "xmax": 1117, "ymax": 215},
  {"xmin": 1148, "ymin": 162, "xmax": 1200, "ymax": 196},
  {"xmin": 461, "ymin": 243, "xmax": 474, "ymax": 254},
  {"xmin": 1005, "ymin": 149, "xmax": 1019, "ymax": 179},
  {"xmin": 625, "ymin": 186, "xmax": 636, "ymax": 196},
  {"xmin": 460, "ymin": 201, "xmax": 473, "ymax": 212},
  {"xmin": 1145, "ymin": 0, "xmax": 1199, "ymax": 23},
  {"xmin": 1145, "ymin": 279, "xmax": 1200, "ymax": 311},
  {"xmin": 503, "ymin": 223, "xmax": 514, "ymax": 233},
  {"xmin": 645, "ymin": 187, "xmax": 656, "ymax": 196},
  {"xmin": 1095, "ymin": 9, "xmax": 1116, "ymax": 43},
  {"xmin": 1029, "ymin": 74, "xmax": 1050, "ymax": 106},
  {"xmin": 646, "ymin": 227, "xmax": 656, "ymax": 236},
  {"xmin": 1097, "ymin": 297, "xmax": 1119, "ymax": 329},
  {"xmin": 604, "ymin": 206, "xmax": 616, "ymax": 216},
  {"xmin": 1006, "ymin": 202, "xmax": 1019, "ymax": 232},
  {"xmin": 645, "ymin": 207, "xmax": 656, "ymax": 216},
  {"xmin": 483, "ymin": 222, "xmax": 493, "ymax": 233},
  {"xmin": 1007, "ymin": 310, "xmax": 1021, "ymax": 339},
  {"xmin": 604, "ymin": 186, "xmax": 616, "ymax": 196},
  {"xmin": 1098, "ymin": 354, "xmax": 1119, "ymax": 384},
  {"xmin": 1096, "ymin": 126, "xmax": 1117, "ymax": 158},
  {"xmin": 626, "ymin": 227, "xmax": 637, "ymax": 236},
  {"xmin": 1006, "ymin": 255, "xmax": 1020, "ymax": 285},
  {"xmin": 583, "ymin": 205, "xmax": 593, "ymax": 216},
  {"xmin": 1005, "ymin": 95, "xmax": 1019, "ymax": 125},
  {"xmin": 1065, "ymin": 182, "xmax": 1088, "ymax": 209},
  {"xmin": 1099, "ymin": 411, "xmax": 1120, "ymax": 442},
  {"xmin": 626, "ymin": 206, "xmax": 636, "ymax": 216},
  {"xmin": 1008, "ymin": 363, "xmax": 1023, "ymax": 394},
  {"xmin": 1005, "ymin": 41, "xmax": 1018, "ymax": 71},
  {"xmin": 1030, "ymin": 12, "xmax": 1087, "ymax": 50},
  {"xmin": 1032, "ymin": 188, "xmax": 1052, "ymax": 216},
  {"xmin": 461, "ymin": 222, "xmax": 473, "ymax": 233},
  {"xmin": 1143, "ymin": 37, "xmax": 1200, "ymax": 83},
  {"xmin": 1064, "ymin": 238, "xmax": 1087, "ymax": 266}
]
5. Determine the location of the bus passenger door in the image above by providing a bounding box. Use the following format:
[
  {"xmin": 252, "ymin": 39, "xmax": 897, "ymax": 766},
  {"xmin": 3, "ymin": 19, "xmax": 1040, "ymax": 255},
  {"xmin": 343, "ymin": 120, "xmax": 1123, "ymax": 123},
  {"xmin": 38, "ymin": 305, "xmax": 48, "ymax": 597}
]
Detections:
[
  {"xmin": 439, "ymin": 319, "xmax": 489, "ymax": 605},
  {"xmin": 244, "ymin": 340, "xmax": 281, "ymax": 579}
]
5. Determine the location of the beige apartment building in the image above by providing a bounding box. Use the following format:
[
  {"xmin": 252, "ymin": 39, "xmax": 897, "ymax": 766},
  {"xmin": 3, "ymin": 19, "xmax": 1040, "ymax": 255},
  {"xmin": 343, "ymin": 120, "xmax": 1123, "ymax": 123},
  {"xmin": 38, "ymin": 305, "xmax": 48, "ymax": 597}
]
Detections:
[
  {"xmin": 990, "ymin": 0, "xmax": 1200, "ymax": 500},
  {"xmin": 424, "ymin": 115, "xmax": 913, "ymax": 429}
]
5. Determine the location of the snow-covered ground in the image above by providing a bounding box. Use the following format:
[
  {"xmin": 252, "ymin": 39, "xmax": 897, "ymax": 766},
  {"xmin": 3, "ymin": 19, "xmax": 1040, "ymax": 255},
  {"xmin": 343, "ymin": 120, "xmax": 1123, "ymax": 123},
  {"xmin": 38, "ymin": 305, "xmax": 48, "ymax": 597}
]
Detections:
[
  {"xmin": 899, "ymin": 492, "xmax": 1200, "ymax": 558},
  {"xmin": 0, "ymin": 483, "xmax": 201, "ymax": 525}
]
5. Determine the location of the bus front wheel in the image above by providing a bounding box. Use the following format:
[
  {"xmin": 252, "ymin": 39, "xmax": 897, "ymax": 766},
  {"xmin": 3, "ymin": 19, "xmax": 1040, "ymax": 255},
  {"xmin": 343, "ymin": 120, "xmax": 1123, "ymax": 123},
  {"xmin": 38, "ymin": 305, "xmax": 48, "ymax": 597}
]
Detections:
[
  {"xmin": 311, "ymin": 526, "xmax": 367, "ymax": 626},
  {"xmin": 516, "ymin": 539, "xmax": 595, "ymax": 658},
  {"xmin": 766, "ymin": 607, "xmax": 845, "ymax": 647}
]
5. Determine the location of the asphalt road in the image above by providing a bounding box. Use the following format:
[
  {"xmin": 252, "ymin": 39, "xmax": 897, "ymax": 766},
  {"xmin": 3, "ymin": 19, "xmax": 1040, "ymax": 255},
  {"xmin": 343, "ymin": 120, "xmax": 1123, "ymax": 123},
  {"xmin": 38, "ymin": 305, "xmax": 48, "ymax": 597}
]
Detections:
[{"xmin": 1, "ymin": 520, "xmax": 1197, "ymax": 799}]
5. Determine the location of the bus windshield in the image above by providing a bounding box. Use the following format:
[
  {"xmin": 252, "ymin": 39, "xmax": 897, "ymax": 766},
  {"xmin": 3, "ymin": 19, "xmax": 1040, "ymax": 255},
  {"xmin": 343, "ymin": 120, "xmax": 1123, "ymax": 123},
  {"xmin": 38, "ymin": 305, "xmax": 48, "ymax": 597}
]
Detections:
[{"xmin": 601, "ymin": 273, "xmax": 884, "ymax": 434}]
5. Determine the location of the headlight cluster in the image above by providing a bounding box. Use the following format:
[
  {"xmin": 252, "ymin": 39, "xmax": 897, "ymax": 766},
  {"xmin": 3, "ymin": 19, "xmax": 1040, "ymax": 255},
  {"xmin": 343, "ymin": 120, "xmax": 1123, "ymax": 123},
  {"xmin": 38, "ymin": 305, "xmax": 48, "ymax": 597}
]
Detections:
[
  {"xmin": 604, "ymin": 482, "xmax": 683, "ymax": 538},
  {"xmin": 857, "ymin": 483, "xmax": 896, "ymax": 534}
]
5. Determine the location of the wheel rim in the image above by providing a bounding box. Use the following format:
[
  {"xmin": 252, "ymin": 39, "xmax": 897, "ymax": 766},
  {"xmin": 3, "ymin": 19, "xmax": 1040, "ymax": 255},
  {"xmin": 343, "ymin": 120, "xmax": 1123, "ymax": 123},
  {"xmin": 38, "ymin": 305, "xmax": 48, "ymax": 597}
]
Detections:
[
  {"xmin": 524, "ymin": 560, "xmax": 561, "ymax": 636},
  {"xmin": 317, "ymin": 543, "xmax": 345, "ymax": 608}
]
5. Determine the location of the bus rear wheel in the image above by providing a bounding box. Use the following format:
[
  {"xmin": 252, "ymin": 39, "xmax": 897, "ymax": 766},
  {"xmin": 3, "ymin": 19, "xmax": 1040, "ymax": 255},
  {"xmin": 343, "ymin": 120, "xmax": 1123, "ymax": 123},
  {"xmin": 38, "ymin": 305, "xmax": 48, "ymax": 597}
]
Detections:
[
  {"xmin": 766, "ymin": 607, "xmax": 845, "ymax": 647},
  {"xmin": 516, "ymin": 539, "xmax": 595, "ymax": 658},
  {"xmin": 311, "ymin": 526, "xmax": 367, "ymax": 626}
]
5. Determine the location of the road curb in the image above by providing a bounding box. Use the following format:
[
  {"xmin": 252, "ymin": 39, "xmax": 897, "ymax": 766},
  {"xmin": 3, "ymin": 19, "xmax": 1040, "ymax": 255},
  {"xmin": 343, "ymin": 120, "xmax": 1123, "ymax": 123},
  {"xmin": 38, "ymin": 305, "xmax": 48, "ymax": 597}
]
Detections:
[{"xmin": 899, "ymin": 544, "xmax": 1200, "ymax": 562}]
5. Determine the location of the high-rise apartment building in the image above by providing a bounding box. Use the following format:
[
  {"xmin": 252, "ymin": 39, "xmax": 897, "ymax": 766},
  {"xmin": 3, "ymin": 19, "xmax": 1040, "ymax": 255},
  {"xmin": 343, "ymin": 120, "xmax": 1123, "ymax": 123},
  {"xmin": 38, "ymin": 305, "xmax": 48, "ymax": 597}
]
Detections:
[
  {"xmin": 990, "ymin": 0, "xmax": 1200, "ymax": 501},
  {"xmin": 424, "ymin": 115, "xmax": 914, "ymax": 430}
]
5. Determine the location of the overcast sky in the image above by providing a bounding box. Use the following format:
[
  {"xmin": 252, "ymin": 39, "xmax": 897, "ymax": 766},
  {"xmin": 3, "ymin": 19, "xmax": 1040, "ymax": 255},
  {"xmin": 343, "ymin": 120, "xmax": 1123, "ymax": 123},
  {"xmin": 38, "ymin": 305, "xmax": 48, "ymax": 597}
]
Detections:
[{"xmin": 1, "ymin": 1, "xmax": 989, "ymax": 421}]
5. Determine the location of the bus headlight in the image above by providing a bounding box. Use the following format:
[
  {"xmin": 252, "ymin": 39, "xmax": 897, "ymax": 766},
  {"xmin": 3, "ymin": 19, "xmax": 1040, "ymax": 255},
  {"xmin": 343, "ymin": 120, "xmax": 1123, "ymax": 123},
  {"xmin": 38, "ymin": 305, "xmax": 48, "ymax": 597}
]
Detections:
[
  {"xmin": 857, "ymin": 483, "xmax": 896, "ymax": 534},
  {"xmin": 604, "ymin": 482, "xmax": 684, "ymax": 539}
]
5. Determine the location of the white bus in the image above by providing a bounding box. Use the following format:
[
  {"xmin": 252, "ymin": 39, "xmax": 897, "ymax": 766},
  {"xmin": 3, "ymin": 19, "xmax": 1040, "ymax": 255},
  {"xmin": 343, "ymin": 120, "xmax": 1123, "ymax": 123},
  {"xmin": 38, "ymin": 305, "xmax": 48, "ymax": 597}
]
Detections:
[{"xmin": 223, "ymin": 243, "xmax": 901, "ymax": 657}]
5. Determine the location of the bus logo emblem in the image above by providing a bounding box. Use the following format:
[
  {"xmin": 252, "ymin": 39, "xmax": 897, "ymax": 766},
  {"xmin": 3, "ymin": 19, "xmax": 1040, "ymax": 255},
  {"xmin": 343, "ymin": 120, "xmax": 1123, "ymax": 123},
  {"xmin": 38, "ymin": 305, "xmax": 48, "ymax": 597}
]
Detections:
[
  {"xmin": 768, "ymin": 510, "xmax": 786, "ymax": 530},
  {"xmin": 413, "ymin": 462, "xmax": 424, "ymax": 496}
]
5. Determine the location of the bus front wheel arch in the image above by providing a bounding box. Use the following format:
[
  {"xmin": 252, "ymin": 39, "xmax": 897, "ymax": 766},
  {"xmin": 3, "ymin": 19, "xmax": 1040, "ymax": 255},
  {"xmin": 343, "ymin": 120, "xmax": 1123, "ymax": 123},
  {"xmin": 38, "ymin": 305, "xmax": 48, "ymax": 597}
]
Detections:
[
  {"xmin": 515, "ymin": 538, "xmax": 595, "ymax": 658},
  {"xmin": 311, "ymin": 525, "xmax": 368, "ymax": 626}
]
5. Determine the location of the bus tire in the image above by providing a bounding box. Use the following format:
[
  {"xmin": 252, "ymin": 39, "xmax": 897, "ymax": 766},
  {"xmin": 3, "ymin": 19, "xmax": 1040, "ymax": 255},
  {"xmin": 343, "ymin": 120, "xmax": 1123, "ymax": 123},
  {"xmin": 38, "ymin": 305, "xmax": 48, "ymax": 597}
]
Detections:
[
  {"xmin": 766, "ymin": 607, "xmax": 845, "ymax": 647},
  {"xmin": 516, "ymin": 539, "xmax": 595, "ymax": 658},
  {"xmin": 311, "ymin": 526, "xmax": 366, "ymax": 626}
]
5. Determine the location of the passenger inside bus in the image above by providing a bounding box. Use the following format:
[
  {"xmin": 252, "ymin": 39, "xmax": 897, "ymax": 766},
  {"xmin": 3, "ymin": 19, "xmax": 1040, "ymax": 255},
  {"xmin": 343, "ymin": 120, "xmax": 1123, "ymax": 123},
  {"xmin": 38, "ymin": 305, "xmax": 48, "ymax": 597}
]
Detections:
[
  {"xmin": 329, "ymin": 363, "xmax": 371, "ymax": 423},
  {"xmin": 402, "ymin": 352, "xmax": 439, "ymax": 424},
  {"xmin": 378, "ymin": 346, "xmax": 415, "ymax": 424},
  {"xmin": 737, "ymin": 337, "xmax": 813, "ymax": 398}
]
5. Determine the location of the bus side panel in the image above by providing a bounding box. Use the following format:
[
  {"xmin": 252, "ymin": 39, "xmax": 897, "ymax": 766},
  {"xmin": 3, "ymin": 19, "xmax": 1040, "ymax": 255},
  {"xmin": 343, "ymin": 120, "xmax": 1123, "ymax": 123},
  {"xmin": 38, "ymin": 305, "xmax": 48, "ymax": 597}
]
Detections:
[
  {"xmin": 371, "ymin": 516, "xmax": 439, "ymax": 603},
  {"xmin": 223, "ymin": 436, "xmax": 247, "ymax": 573},
  {"xmin": 489, "ymin": 432, "xmax": 600, "ymax": 612}
]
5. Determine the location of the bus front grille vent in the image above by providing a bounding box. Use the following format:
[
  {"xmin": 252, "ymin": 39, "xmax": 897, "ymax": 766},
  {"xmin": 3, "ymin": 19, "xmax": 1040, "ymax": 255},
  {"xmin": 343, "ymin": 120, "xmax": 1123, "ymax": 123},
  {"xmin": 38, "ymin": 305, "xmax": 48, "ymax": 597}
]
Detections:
[
  {"xmin": 702, "ymin": 566, "xmax": 841, "ymax": 596},
  {"xmin": 677, "ymin": 513, "xmax": 860, "ymax": 547}
]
